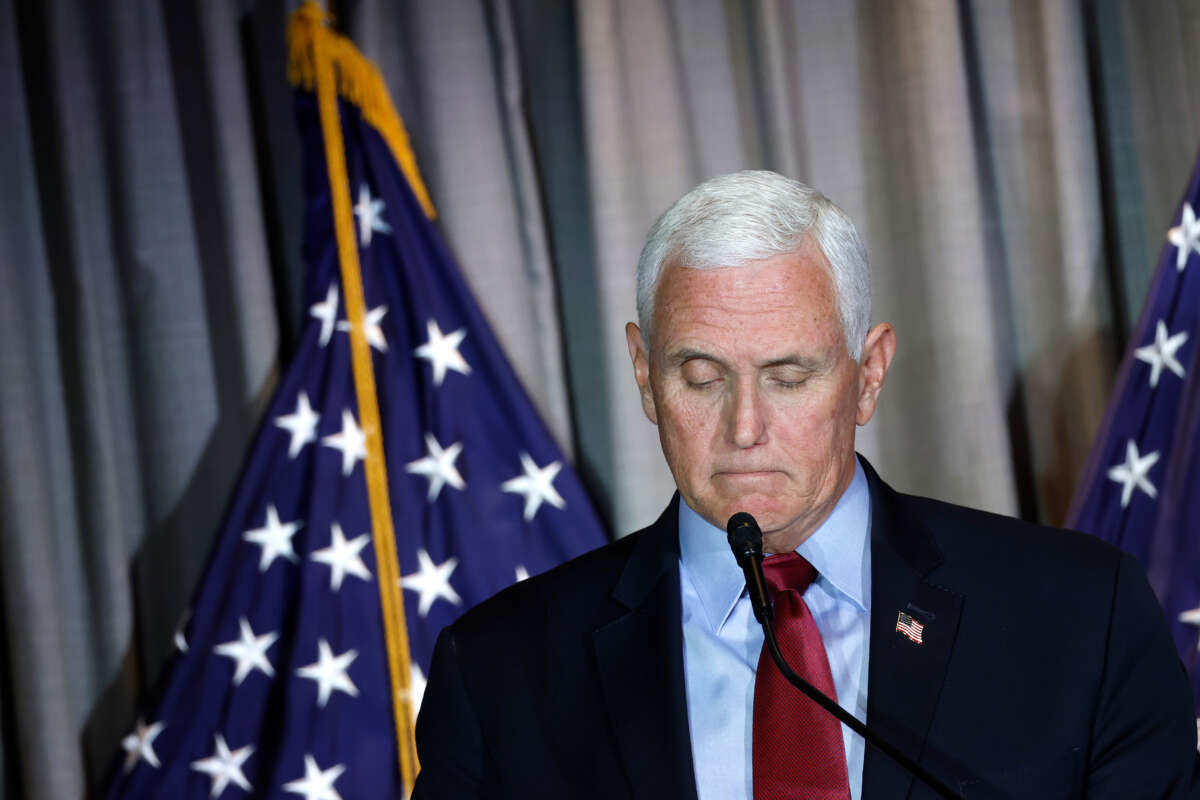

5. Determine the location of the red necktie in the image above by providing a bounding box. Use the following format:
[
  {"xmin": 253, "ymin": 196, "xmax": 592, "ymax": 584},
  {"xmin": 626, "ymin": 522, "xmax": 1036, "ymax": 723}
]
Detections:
[{"xmin": 752, "ymin": 553, "xmax": 851, "ymax": 800}]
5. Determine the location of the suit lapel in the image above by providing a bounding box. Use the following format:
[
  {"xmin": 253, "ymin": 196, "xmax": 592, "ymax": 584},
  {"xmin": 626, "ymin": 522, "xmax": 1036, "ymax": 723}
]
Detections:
[
  {"xmin": 860, "ymin": 461, "xmax": 964, "ymax": 800},
  {"xmin": 592, "ymin": 498, "xmax": 699, "ymax": 800}
]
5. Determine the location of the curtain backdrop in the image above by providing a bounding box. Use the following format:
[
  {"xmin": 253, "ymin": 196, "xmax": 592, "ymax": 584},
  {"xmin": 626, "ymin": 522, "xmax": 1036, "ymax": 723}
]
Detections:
[{"xmin": 2, "ymin": 1, "xmax": 1199, "ymax": 797}]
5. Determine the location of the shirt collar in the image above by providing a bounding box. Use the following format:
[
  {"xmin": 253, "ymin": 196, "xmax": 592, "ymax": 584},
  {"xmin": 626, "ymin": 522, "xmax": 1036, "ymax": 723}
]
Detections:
[{"xmin": 678, "ymin": 457, "xmax": 872, "ymax": 633}]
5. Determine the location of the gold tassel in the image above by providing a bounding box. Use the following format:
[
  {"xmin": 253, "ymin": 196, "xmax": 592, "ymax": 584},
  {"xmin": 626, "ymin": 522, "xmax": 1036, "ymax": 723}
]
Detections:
[{"xmin": 287, "ymin": 2, "xmax": 436, "ymax": 219}]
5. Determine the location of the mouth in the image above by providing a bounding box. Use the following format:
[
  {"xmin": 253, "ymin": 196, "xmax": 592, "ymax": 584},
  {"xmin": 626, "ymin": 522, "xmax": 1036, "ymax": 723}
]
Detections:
[{"xmin": 715, "ymin": 470, "xmax": 781, "ymax": 480}]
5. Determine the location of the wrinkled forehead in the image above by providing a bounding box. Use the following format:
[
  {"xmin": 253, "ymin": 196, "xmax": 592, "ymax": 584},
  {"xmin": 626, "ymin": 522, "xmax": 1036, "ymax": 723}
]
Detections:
[{"xmin": 648, "ymin": 247, "xmax": 842, "ymax": 353}]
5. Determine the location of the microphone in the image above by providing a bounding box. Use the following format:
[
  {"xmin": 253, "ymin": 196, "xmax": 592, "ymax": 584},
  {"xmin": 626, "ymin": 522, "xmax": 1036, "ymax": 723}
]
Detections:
[
  {"xmin": 725, "ymin": 511, "xmax": 963, "ymax": 800},
  {"xmin": 726, "ymin": 511, "xmax": 773, "ymax": 625}
]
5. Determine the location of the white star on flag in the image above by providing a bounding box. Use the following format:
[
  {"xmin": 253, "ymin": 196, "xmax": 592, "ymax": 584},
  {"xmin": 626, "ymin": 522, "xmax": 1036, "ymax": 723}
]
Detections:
[
  {"xmin": 309, "ymin": 284, "xmax": 339, "ymax": 347},
  {"xmin": 243, "ymin": 504, "xmax": 302, "ymax": 572},
  {"xmin": 414, "ymin": 319, "xmax": 471, "ymax": 386},
  {"xmin": 190, "ymin": 734, "xmax": 254, "ymax": 798},
  {"xmin": 501, "ymin": 453, "xmax": 566, "ymax": 521},
  {"xmin": 283, "ymin": 754, "xmax": 346, "ymax": 800},
  {"xmin": 1134, "ymin": 320, "xmax": 1189, "ymax": 388},
  {"xmin": 1168, "ymin": 202, "xmax": 1200, "ymax": 271},
  {"xmin": 401, "ymin": 548, "xmax": 462, "ymax": 617},
  {"xmin": 352, "ymin": 183, "xmax": 391, "ymax": 246},
  {"xmin": 406, "ymin": 433, "xmax": 466, "ymax": 501},
  {"xmin": 311, "ymin": 522, "xmax": 372, "ymax": 591},
  {"xmin": 336, "ymin": 304, "xmax": 389, "ymax": 353},
  {"xmin": 1179, "ymin": 607, "xmax": 1200, "ymax": 650},
  {"xmin": 121, "ymin": 718, "xmax": 165, "ymax": 772},
  {"xmin": 297, "ymin": 638, "xmax": 360, "ymax": 708},
  {"xmin": 174, "ymin": 608, "xmax": 190, "ymax": 653},
  {"xmin": 1106, "ymin": 439, "xmax": 1160, "ymax": 508},
  {"xmin": 214, "ymin": 617, "xmax": 278, "ymax": 686},
  {"xmin": 402, "ymin": 662, "xmax": 428, "ymax": 720},
  {"xmin": 321, "ymin": 409, "xmax": 366, "ymax": 476},
  {"xmin": 275, "ymin": 392, "xmax": 321, "ymax": 458}
]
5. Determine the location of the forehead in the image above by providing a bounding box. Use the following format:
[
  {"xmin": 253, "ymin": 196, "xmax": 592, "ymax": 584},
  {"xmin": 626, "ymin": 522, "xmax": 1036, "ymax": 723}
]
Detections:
[{"xmin": 650, "ymin": 243, "xmax": 841, "ymax": 356}]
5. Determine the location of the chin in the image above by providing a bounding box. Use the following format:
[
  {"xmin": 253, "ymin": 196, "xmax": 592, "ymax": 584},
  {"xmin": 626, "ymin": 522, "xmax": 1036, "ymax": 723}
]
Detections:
[{"xmin": 715, "ymin": 496, "xmax": 784, "ymax": 529}]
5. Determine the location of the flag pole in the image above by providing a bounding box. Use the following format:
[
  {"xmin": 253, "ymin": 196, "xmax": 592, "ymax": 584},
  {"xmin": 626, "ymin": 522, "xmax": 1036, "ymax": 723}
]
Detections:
[{"xmin": 287, "ymin": 4, "xmax": 420, "ymax": 791}]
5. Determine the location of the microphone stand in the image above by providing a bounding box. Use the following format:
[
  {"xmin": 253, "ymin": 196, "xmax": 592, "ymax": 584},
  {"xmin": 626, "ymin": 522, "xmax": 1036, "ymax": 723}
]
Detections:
[
  {"xmin": 728, "ymin": 512, "xmax": 962, "ymax": 800},
  {"xmin": 758, "ymin": 617, "xmax": 963, "ymax": 800}
]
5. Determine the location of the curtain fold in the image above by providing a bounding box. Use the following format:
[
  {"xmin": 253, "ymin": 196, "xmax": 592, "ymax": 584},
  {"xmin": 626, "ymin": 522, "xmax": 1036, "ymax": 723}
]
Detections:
[
  {"xmin": 4, "ymin": 1, "xmax": 280, "ymax": 794},
  {"xmin": 3, "ymin": 1, "xmax": 1200, "ymax": 796}
]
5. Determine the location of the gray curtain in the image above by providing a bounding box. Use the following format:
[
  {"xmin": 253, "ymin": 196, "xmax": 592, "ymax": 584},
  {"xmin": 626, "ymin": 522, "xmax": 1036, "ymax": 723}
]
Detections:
[{"xmin": 1, "ymin": 1, "xmax": 1197, "ymax": 797}]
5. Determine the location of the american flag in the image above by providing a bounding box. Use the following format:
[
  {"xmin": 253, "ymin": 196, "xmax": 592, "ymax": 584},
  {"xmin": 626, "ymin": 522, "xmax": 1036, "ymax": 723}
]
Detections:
[
  {"xmin": 895, "ymin": 612, "xmax": 925, "ymax": 645},
  {"xmin": 1067, "ymin": 149, "xmax": 1200, "ymax": 719},
  {"xmin": 100, "ymin": 10, "xmax": 607, "ymax": 799}
]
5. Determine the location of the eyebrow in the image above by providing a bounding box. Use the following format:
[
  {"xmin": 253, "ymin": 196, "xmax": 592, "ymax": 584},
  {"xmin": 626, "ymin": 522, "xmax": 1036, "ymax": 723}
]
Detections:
[
  {"xmin": 667, "ymin": 349, "xmax": 826, "ymax": 372},
  {"xmin": 667, "ymin": 348, "xmax": 722, "ymax": 367},
  {"xmin": 761, "ymin": 355, "xmax": 825, "ymax": 372}
]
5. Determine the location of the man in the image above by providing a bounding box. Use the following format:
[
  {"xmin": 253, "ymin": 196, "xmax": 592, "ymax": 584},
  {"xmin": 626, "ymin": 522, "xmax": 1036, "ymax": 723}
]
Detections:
[{"xmin": 413, "ymin": 171, "xmax": 1198, "ymax": 798}]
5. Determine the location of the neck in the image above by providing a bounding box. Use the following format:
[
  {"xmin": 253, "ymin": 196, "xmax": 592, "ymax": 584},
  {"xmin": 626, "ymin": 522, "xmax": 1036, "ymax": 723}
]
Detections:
[{"xmin": 761, "ymin": 457, "xmax": 858, "ymax": 554}]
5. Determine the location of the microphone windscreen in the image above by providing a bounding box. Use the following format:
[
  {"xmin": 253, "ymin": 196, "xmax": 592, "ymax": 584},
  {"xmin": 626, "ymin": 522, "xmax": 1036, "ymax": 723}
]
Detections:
[{"xmin": 726, "ymin": 512, "xmax": 762, "ymax": 563}]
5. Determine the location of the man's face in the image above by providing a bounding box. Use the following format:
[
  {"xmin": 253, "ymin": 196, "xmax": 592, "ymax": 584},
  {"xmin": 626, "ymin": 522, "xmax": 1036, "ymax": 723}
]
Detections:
[{"xmin": 626, "ymin": 241, "xmax": 894, "ymax": 552}]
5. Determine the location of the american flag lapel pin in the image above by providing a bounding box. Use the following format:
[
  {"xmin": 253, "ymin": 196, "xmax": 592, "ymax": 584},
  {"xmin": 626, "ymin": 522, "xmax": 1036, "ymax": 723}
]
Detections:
[{"xmin": 896, "ymin": 611, "xmax": 925, "ymax": 644}]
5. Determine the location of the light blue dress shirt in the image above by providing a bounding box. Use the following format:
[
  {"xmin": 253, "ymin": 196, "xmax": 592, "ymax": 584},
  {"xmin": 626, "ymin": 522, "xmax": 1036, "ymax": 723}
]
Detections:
[{"xmin": 678, "ymin": 460, "xmax": 872, "ymax": 800}]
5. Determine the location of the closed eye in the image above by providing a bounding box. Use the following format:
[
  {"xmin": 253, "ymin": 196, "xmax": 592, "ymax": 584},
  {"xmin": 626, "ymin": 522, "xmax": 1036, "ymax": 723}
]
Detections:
[
  {"xmin": 679, "ymin": 356, "xmax": 723, "ymax": 388},
  {"xmin": 764, "ymin": 366, "xmax": 814, "ymax": 389}
]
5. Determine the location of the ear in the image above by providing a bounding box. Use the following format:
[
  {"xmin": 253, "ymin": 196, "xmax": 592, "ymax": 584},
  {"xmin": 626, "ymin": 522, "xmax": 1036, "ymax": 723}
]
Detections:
[
  {"xmin": 855, "ymin": 322, "xmax": 896, "ymax": 425},
  {"xmin": 625, "ymin": 322, "xmax": 658, "ymax": 425}
]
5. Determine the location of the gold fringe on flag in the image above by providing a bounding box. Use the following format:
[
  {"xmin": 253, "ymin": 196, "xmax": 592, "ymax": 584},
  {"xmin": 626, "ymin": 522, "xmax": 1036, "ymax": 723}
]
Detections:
[
  {"xmin": 288, "ymin": 2, "xmax": 435, "ymax": 220},
  {"xmin": 286, "ymin": 2, "xmax": 423, "ymax": 791}
]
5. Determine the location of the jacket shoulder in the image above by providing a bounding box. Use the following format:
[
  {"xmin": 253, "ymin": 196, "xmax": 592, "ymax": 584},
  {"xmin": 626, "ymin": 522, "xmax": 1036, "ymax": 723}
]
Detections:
[
  {"xmin": 447, "ymin": 513, "xmax": 672, "ymax": 641},
  {"xmin": 885, "ymin": 488, "xmax": 1128, "ymax": 595}
]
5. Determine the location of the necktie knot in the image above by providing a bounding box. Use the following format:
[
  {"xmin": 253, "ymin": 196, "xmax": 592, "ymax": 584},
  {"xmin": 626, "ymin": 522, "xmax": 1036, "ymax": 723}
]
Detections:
[{"xmin": 762, "ymin": 552, "xmax": 817, "ymax": 598}]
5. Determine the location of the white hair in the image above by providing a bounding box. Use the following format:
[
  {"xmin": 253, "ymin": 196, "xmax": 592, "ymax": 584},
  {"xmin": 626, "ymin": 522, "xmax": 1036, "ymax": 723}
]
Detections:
[{"xmin": 636, "ymin": 170, "xmax": 871, "ymax": 360}]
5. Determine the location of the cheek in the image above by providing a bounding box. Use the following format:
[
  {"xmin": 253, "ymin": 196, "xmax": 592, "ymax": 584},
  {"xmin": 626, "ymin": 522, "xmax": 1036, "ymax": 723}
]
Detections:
[
  {"xmin": 662, "ymin": 401, "xmax": 716, "ymax": 451},
  {"xmin": 776, "ymin": 388, "xmax": 857, "ymax": 452},
  {"xmin": 838, "ymin": 376, "xmax": 864, "ymax": 429},
  {"xmin": 816, "ymin": 392, "xmax": 863, "ymax": 463},
  {"xmin": 655, "ymin": 393, "xmax": 722, "ymax": 465}
]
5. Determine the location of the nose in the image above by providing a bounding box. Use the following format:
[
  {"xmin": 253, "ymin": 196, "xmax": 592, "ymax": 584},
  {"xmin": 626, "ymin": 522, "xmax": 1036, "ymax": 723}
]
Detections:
[{"xmin": 729, "ymin": 378, "xmax": 767, "ymax": 448}]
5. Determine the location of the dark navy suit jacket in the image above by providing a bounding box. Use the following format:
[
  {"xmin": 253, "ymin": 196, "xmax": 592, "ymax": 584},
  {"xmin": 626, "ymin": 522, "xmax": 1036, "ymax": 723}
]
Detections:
[{"xmin": 413, "ymin": 459, "xmax": 1199, "ymax": 798}]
